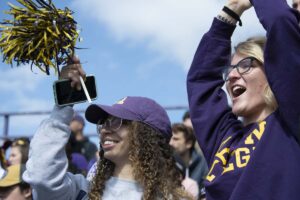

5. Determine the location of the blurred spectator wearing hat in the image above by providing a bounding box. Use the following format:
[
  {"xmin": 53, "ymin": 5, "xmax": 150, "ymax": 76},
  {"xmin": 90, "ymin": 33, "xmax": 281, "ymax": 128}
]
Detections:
[
  {"xmin": 23, "ymin": 57, "xmax": 193, "ymax": 200},
  {"xmin": 0, "ymin": 164, "xmax": 32, "ymax": 200},
  {"xmin": 66, "ymin": 113, "xmax": 98, "ymax": 176},
  {"xmin": 68, "ymin": 113, "xmax": 98, "ymax": 162}
]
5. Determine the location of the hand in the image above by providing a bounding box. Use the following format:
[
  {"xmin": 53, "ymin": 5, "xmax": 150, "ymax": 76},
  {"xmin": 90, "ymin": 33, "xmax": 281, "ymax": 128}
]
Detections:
[
  {"xmin": 226, "ymin": 0, "xmax": 252, "ymax": 16},
  {"xmin": 60, "ymin": 56, "xmax": 86, "ymax": 90},
  {"xmin": 182, "ymin": 177, "xmax": 199, "ymax": 199}
]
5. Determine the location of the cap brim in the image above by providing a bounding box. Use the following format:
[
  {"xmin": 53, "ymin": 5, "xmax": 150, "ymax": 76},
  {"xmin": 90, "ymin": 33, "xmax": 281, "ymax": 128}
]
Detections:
[
  {"xmin": 0, "ymin": 165, "xmax": 22, "ymax": 187},
  {"xmin": 85, "ymin": 104, "xmax": 110, "ymax": 124},
  {"xmin": 85, "ymin": 104, "xmax": 136, "ymax": 124},
  {"xmin": 0, "ymin": 179, "xmax": 20, "ymax": 187}
]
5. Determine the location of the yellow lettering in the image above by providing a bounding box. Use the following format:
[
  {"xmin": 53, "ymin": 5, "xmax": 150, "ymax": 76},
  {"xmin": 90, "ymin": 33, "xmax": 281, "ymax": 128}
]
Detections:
[
  {"xmin": 116, "ymin": 97, "xmax": 127, "ymax": 105},
  {"xmin": 245, "ymin": 134, "xmax": 254, "ymax": 145},
  {"xmin": 215, "ymin": 148, "xmax": 230, "ymax": 165},
  {"xmin": 245, "ymin": 121, "xmax": 266, "ymax": 145},
  {"xmin": 222, "ymin": 149, "xmax": 236, "ymax": 174},
  {"xmin": 222, "ymin": 163, "xmax": 234, "ymax": 174},
  {"xmin": 252, "ymin": 121, "xmax": 266, "ymax": 140},
  {"xmin": 235, "ymin": 148, "xmax": 250, "ymax": 168},
  {"xmin": 206, "ymin": 160, "xmax": 219, "ymax": 182}
]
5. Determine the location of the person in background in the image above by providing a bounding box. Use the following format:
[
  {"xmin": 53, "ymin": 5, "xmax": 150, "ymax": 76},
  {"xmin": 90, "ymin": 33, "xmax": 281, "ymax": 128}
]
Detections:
[
  {"xmin": 0, "ymin": 139, "xmax": 12, "ymax": 171},
  {"xmin": 69, "ymin": 113, "xmax": 98, "ymax": 162},
  {"xmin": 0, "ymin": 145, "xmax": 7, "ymax": 179},
  {"xmin": 182, "ymin": 111, "xmax": 193, "ymax": 129},
  {"xmin": 182, "ymin": 111, "xmax": 205, "ymax": 155},
  {"xmin": 187, "ymin": 0, "xmax": 300, "ymax": 199},
  {"xmin": 292, "ymin": 0, "xmax": 300, "ymax": 12},
  {"xmin": 66, "ymin": 140, "xmax": 88, "ymax": 176},
  {"xmin": 170, "ymin": 123, "xmax": 208, "ymax": 199},
  {"xmin": 8, "ymin": 138, "xmax": 30, "ymax": 166},
  {"xmin": 182, "ymin": 110, "xmax": 207, "ymax": 197},
  {"xmin": 0, "ymin": 164, "xmax": 32, "ymax": 200}
]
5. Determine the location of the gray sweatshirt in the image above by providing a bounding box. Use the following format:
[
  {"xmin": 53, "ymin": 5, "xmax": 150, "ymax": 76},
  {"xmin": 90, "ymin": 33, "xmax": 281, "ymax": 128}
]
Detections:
[{"xmin": 23, "ymin": 106, "xmax": 143, "ymax": 200}]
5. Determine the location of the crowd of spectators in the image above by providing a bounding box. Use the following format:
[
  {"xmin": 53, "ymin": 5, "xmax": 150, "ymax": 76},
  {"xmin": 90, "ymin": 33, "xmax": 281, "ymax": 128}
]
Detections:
[
  {"xmin": 0, "ymin": 1, "xmax": 299, "ymax": 199},
  {"xmin": 0, "ymin": 109, "xmax": 205, "ymax": 199}
]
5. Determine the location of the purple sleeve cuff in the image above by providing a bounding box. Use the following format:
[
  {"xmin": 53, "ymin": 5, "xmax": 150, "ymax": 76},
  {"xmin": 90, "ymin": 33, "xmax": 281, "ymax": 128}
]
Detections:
[{"xmin": 208, "ymin": 18, "xmax": 236, "ymax": 40}]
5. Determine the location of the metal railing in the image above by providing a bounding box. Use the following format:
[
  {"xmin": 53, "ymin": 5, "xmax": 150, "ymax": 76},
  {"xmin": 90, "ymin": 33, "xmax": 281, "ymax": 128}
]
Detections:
[{"xmin": 0, "ymin": 106, "xmax": 188, "ymax": 138}]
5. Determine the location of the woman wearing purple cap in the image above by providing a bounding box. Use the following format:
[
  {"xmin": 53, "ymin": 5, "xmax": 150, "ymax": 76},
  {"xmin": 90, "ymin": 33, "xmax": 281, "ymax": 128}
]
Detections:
[
  {"xmin": 23, "ymin": 56, "xmax": 193, "ymax": 200},
  {"xmin": 187, "ymin": 0, "xmax": 300, "ymax": 199}
]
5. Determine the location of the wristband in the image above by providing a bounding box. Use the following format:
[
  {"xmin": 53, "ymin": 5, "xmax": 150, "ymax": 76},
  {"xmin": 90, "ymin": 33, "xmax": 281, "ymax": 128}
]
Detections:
[
  {"xmin": 217, "ymin": 15, "xmax": 236, "ymax": 26},
  {"xmin": 222, "ymin": 6, "xmax": 242, "ymax": 26}
]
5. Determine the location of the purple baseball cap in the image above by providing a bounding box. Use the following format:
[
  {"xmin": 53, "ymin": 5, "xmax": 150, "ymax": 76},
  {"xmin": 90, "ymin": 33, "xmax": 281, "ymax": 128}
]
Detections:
[{"xmin": 85, "ymin": 96, "xmax": 172, "ymax": 140}]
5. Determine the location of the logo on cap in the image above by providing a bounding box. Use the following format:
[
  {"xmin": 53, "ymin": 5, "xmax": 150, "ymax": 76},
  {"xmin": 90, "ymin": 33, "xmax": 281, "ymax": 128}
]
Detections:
[{"xmin": 116, "ymin": 97, "xmax": 127, "ymax": 105}]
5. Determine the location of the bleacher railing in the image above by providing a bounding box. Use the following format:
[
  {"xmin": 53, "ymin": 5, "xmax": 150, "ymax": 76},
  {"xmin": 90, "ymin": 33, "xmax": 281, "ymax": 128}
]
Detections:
[{"xmin": 0, "ymin": 106, "xmax": 188, "ymax": 138}]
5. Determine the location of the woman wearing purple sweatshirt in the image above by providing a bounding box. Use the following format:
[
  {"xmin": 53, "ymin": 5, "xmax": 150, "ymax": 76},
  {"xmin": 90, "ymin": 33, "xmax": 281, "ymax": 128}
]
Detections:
[{"xmin": 187, "ymin": 0, "xmax": 300, "ymax": 199}]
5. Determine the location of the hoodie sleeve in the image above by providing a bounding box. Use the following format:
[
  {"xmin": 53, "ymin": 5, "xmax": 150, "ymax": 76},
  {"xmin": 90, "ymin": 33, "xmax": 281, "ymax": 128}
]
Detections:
[
  {"xmin": 23, "ymin": 106, "xmax": 89, "ymax": 200},
  {"xmin": 251, "ymin": 0, "xmax": 300, "ymax": 142},
  {"xmin": 187, "ymin": 19, "xmax": 242, "ymax": 164}
]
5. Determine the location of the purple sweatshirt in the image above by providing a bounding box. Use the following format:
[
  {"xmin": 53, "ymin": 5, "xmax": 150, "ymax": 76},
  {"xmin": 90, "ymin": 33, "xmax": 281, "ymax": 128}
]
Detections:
[{"xmin": 187, "ymin": 0, "xmax": 300, "ymax": 199}]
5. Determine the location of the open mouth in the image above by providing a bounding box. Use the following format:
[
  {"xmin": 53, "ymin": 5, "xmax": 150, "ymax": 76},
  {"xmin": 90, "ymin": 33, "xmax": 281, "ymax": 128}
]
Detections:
[
  {"xmin": 231, "ymin": 85, "xmax": 246, "ymax": 98},
  {"xmin": 102, "ymin": 139, "xmax": 119, "ymax": 145}
]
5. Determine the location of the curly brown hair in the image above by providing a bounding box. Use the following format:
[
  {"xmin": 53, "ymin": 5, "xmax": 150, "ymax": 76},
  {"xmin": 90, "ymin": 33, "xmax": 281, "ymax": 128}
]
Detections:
[{"xmin": 89, "ymin": 121, "xmax": 193, "ymax": 200}]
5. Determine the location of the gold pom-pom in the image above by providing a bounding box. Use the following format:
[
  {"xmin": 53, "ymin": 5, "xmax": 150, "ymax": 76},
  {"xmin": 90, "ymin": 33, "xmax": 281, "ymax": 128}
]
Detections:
[{"xmin": 0, "ymin": 0, "xmax": 80, "ymax": 75}]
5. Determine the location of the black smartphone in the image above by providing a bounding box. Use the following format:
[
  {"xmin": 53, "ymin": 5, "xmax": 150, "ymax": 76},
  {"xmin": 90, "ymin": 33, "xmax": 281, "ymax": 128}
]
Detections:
[{"xmin": 53, "ymin": 75, "xmax": 97, "ymax": 106}]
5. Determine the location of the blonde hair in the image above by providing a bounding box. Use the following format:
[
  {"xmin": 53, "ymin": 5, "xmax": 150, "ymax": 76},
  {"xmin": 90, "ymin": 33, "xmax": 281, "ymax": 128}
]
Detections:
[{"xmin": 234, "ymin": 36, "xmax": 278, "ymax": 111}]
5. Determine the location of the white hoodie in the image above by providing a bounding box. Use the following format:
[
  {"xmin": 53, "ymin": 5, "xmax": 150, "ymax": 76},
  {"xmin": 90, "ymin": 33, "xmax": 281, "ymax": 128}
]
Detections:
[{"xmin": 23, "ymin": 106, "xmax": 143, "ymax": 200}]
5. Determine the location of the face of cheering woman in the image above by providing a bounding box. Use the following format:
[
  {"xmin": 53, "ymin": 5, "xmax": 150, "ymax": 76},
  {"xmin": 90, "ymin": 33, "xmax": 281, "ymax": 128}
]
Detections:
[{"xmin": 225, "ymin": 52, "xmax": 275, "ymax": 125}]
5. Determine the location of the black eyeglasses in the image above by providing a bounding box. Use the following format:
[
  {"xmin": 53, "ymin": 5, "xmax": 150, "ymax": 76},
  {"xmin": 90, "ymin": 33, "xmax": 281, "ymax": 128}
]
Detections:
[
  {"xmin": 97, "ymin": 116, "xmax": 125, "ymax": 133},
  {"xmin": 222, "ymin": 56, "xmax": 260, "ymax": 81}
]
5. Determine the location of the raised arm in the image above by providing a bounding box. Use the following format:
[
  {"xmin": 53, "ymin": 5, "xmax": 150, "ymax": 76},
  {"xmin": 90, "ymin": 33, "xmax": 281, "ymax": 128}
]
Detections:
[
  {"xmin": 23, "ymin": 106, "xmax": 88, "ymax": 200},
  {"xmin": 252, "ymin": 0, "xmax": 300, "ymax": 141},
  {"xmin": 187, "ymin": 1, "xmax": 252, "ymax": 162},
  {"xmin": 187, "ymin": 19, "xmax": 234, "ymax": 162},
  {"xmin": 23, "ymin": 57, "xmax": 89, "ymax": 200}
]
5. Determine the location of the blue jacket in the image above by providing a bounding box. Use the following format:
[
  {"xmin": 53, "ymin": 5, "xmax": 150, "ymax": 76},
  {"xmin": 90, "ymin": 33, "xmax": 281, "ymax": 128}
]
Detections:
[{"xmin": 175, "ymin": 149, "xmax": 208, "ymax": 188}]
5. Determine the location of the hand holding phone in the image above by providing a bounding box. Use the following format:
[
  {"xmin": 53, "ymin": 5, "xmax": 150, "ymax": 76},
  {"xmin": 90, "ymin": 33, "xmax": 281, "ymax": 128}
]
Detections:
[
  {"xmin": 60, "ymin": 56, "xmax": 86, "ymax": 90},
  {"xmin": 53, "ymin": 75, "xmax": 97, "ymax": 106},
  {"xmin": 53, "ymin": 56, "xmax": 97, "ymax": 106}
]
